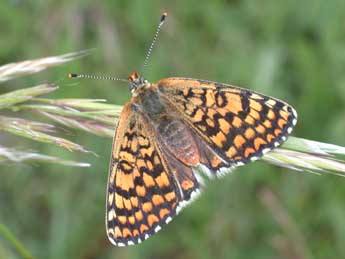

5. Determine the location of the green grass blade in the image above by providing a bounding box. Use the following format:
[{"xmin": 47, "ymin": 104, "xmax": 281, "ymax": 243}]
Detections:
[
  {"xmin": 0, "ymin": 224, "xmax": 34, "ymax": 259},
  {"xmin": 0, "ymin": 50, "xmax": 89, "ymax": 82},
  {"xmin": 264, "ymin": 137, "xmax": 345, "ymax": 176},
  {"xmin": 0, "ymin": 116, "xmax": 91, "ymax": 154},
  {"xmin": 0, "ymin": 84, "xmax": 58, "ymax": 109}
]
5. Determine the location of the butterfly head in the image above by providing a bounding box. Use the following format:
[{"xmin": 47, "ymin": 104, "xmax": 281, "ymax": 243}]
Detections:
[{"xmin": 128, "ymin": 71, "xmax": 149, "ymax": 96}]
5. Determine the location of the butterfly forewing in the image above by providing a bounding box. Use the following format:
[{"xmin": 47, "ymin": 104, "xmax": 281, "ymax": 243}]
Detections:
[
  {"xmin": 155, "ymin": 77, "xmax": 297, "ymax": 174},
  {"xmin": 106, "ymin": 102, "xmax": 200, "ymax": 246}
]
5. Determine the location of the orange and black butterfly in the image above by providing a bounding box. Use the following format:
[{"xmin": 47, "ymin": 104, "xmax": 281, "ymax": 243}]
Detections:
[{"xmin": 69, "ymin": 12, "xmax": 297, "ymax": 246}]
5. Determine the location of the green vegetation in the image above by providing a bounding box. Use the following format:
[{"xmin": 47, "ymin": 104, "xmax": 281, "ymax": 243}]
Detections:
[{"xmin": 1, "ymin": 1, "xmax": 345, "ymax": 258}]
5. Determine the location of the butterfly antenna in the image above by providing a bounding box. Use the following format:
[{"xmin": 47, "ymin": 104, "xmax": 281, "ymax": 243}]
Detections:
[
  {"xmin": 68, "ymin": 73, "xmax": 129, "ymax": 83},
  {"xmin": 141, "ymin": 12, "xmax": 168, "ymax": 72}
]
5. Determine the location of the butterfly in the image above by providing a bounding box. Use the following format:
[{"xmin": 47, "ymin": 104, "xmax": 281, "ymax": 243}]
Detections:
[{"xmin": 69, "ymin": 12, "xmax": 297, "ymax": 247}]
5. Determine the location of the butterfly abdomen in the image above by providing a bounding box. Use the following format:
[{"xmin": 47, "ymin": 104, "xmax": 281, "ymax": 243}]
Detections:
[{"xmin": 156, "ymin": 117, "xmax": 200, "ymax": 167}]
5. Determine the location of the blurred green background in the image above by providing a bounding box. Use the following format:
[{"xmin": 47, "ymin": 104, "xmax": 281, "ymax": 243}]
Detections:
[{"xmin": 1, "ymin": 0, "xmax": 345, "ymax": 258}]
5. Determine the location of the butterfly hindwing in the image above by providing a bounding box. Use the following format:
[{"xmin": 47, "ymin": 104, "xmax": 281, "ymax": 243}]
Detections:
[
  {"xmin": 106, "ymin": 102, "xmax": 200, "ymax": 246},
  {"xmin": 155, "ymin": 77, "xmax": 297, "ymax": 175}
]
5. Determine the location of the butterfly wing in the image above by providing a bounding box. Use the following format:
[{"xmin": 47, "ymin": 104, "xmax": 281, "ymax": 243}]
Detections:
[
  {"xmin": 155, "ymin": 77, "xmax": 297, "ymax": 175},
  {"xmin": 107, "ymin": 78, "xmax": 297, "ymax": 246},
  {"xmin": 106, "ymin": 102, "xmax": 200, "ymax": 246}
]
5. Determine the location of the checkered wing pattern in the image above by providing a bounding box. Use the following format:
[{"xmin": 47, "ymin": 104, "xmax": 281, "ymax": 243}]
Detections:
[
  {"xmin": 156, "ymin": 77, "xmax": 297, "ymax": 175},
  {"xmin": 106, "ymin": 102, "xmax": 199, "ymax": 246}
]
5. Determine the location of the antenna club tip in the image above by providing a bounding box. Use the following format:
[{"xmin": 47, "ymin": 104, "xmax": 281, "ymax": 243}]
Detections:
[
  {"xmin": 68, "ymin": 73, "xmax": 78, "ymax": 78},
  {"xmin": 161, "ymin": 12, "xmax": 168, "ymax": 22}
]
